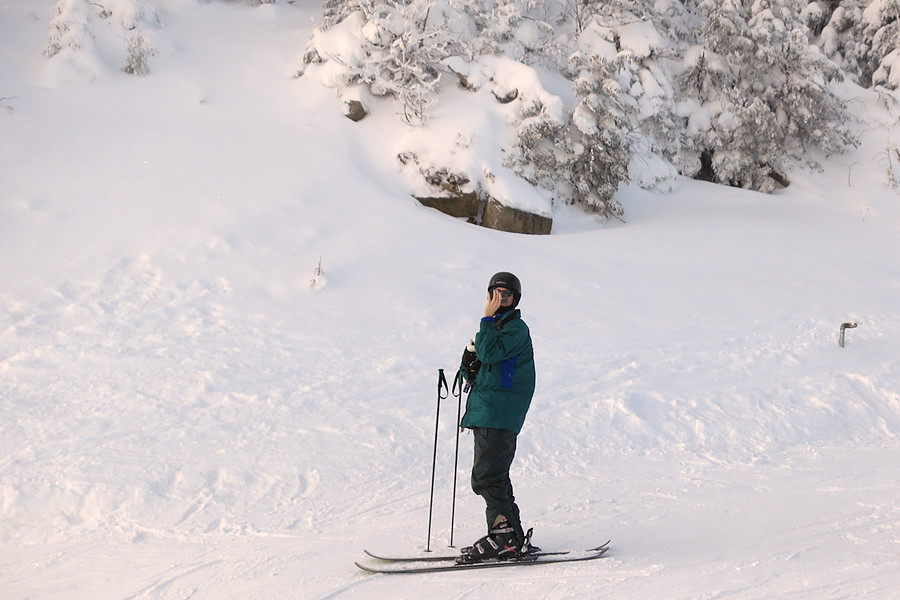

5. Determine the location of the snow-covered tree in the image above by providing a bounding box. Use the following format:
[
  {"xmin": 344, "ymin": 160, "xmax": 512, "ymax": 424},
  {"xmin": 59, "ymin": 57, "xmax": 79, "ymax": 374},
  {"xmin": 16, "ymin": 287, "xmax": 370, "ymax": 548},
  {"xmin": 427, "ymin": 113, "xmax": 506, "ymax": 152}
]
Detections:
[
  {"xmin": 501, "ymin": 1, "xmax": 682, "ymax": 212},
  {"xmin": 320, "ymin": 0, "xmax": 365, "ymax": 28},
  {"xmin": 864, "ymin": 0, "xmax": 900, "ymax": 88},
  {"xmin": 473, "ymin": 0, "xmax": 565, "ymax": 66},
  {"xmin": 303, "ymin": 0, "xmax": 478, "ymax": 123},
  {"xmin": 303, "ymin": 0, "xmax": 863, "ymax": 217},
  {"xmin": 810, "ymin": 1, "xmax": 865, "ymax": 82},
  {"xmin": 504, "ymin": 59, "xmax": 629, "ymax": 217},
  {"xmin": 566, "ymin": 56, "xmax": 630, "ymax": 215},
  {"xmin": 673, "ymin": 0, "xmax": 855, "ymax": 191},
  {"xmin": 809, "ymin": 0, "xmax": 900, "ymax": 89}
]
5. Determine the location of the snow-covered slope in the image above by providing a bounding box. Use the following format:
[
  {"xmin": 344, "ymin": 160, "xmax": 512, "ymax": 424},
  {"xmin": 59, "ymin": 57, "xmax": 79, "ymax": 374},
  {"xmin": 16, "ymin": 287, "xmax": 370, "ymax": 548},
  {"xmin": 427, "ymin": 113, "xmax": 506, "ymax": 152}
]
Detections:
[{"xmin": 2, "ymin": 2, "xmax": 899, "ymax": 599}]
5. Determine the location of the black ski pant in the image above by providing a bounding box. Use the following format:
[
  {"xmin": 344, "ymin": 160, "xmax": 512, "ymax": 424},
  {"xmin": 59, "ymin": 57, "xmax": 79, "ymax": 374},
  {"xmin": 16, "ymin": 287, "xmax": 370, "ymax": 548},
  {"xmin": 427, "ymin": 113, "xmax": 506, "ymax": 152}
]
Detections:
[{"xmin": 471, "ymin": 427, "xmax": 524, "ymax": 540}]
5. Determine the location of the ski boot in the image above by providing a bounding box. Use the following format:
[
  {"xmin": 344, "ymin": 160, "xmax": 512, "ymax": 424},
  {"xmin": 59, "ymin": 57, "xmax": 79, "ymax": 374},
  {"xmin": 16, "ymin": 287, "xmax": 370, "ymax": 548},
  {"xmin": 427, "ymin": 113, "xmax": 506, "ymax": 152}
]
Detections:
[{"xmin": 457, "ymin": 519, "xmax": 521, "ymax": 564}]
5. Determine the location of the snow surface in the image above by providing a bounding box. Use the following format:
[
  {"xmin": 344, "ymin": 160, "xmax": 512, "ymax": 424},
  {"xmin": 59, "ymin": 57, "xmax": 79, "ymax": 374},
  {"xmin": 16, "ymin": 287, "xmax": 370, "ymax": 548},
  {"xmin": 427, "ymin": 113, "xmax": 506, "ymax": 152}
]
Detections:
[{"xmin": 2, "ymin": 2, "xmax": 900, "ymax": 599}]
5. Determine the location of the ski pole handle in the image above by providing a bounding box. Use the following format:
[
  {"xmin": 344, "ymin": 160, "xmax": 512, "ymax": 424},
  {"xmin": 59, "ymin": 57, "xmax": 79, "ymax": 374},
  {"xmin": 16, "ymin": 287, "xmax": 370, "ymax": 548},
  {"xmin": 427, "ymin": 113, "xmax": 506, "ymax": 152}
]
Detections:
[
  {"xmin": 451, "ymin": 368, "xmax": 464, "ymax": 397},
  {"xmin": 438, "ymin": 368, "xmax": 449, "ymax": 399}
]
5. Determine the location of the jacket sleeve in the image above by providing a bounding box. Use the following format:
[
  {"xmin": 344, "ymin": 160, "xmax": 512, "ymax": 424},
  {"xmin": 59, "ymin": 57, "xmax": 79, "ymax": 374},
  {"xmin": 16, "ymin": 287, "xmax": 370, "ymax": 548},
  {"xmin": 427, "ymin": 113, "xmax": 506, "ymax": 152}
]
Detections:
[{"xmin": 474, "ymin": 317, "xmax": 528, "ymax": 365}]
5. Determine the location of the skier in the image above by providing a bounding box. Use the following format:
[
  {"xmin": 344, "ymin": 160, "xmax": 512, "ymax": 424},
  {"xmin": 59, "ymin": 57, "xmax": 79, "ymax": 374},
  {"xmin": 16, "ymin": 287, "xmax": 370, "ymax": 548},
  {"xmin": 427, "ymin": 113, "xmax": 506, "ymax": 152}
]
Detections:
[{"xmin": 458, "ymin": 271, "xmax": 537, "ymax": 563}]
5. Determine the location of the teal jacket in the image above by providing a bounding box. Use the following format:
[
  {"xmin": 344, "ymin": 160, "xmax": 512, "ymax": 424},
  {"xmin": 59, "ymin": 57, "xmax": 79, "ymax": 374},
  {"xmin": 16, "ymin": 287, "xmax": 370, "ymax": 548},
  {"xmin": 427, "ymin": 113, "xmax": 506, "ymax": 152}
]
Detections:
[{"xmin": 460, "ymin": 310, "xmax": 535, "ymax": 434}]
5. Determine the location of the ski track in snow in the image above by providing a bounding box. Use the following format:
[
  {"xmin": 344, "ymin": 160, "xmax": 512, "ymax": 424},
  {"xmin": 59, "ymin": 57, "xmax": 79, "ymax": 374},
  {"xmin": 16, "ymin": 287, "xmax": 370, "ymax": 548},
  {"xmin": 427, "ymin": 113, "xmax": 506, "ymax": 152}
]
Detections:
[{"xmin": 2, "ymin": 1, "xmax": 900, "ymax": 599}]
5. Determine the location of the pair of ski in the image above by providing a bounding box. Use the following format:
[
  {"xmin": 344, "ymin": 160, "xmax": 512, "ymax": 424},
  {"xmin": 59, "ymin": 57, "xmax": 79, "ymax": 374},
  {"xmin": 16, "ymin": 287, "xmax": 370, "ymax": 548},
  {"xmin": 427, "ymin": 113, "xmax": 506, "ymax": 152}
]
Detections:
[{"xmin": 356, "ymin": 540, "xmax": 610, "ymax": 574}]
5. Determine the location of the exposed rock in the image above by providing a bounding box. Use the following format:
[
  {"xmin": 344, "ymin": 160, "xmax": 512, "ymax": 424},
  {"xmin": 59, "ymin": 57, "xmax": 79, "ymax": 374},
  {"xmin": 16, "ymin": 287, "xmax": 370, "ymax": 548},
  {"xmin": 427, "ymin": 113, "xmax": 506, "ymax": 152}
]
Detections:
[
  {"xmin": 492, "ymin": 88, "xmax": 519, "ymax": 104},
  {"xmin": 404, "ymin": 152, "xmax": 552, "ymax": 234},
  {"xmin": 415, "ymin": 193, "xmax": 480, "ymax": 221},
  {"xmin": 481, "ymin": 198, "xmax": 552, "ymax": 235},
  {"xmin": 345, "ymin": 100, "xmax": 368, "ymax": 122}
]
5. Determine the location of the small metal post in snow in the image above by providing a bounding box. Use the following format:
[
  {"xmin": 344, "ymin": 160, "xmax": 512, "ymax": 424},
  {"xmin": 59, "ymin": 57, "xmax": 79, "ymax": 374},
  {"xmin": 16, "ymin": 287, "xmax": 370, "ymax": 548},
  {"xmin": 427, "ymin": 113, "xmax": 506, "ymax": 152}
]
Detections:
[{"xmin": 839, "ymin": 322, "xmax": 858, "ymax": 348}]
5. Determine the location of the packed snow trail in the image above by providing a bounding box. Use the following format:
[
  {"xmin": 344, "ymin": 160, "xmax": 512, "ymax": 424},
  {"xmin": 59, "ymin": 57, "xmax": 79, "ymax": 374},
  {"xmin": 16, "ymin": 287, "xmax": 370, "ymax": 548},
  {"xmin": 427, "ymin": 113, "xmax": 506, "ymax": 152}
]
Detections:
[{"xmin": 1, "ymin": 2, "xmax": 899, "ymax": 599}]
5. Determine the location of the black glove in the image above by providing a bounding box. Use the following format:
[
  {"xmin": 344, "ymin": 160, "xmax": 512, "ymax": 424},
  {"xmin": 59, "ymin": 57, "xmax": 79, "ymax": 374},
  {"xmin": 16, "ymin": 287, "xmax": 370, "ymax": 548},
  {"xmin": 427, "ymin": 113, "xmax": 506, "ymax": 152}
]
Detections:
[{"xmin": 461, "ymin": 338, "xmax": 481, "ymax": 380}]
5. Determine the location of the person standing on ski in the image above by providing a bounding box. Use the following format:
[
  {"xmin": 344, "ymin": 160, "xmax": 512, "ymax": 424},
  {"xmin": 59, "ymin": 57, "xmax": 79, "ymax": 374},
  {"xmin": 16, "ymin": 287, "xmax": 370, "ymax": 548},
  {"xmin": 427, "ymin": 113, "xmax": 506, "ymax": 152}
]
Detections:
[{"xmin": 458, "ymin": 271, "xmax": 537, "ymax": 563}]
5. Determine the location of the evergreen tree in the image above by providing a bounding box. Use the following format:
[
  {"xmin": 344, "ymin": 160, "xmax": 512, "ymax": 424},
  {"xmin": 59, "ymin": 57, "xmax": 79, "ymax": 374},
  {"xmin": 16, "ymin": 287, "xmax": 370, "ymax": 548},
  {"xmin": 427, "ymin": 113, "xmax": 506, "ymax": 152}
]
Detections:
[
  {"xmin": 505, "ymin": 60, "xmax": 629, "ymax": 217},
  {"xmin": 568, "ymin": 57, "xmax": 630, "ymax": 215},
  {"xmin": 676, "ymin": 0, "xmax": 854, "ymax": 191},
  {"xmin": 811, "ymin": 1, "xmax": 867, "ymax": 83},
  {"xmin": 807, "ymin": 0, "xmax": 900, "ymax": 89},
  {"xmin": 864, "ymin": 0, "xmax": 900, "ymax": 88},
  {"xmin": 303, "ymin": 0, "xmax": 862, "ymax": 211}
]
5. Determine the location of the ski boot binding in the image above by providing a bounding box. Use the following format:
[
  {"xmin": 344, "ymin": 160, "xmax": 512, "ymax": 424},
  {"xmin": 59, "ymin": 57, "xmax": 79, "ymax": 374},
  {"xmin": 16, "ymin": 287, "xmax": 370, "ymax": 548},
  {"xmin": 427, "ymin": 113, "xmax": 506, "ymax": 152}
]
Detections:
[{"xmin": 458, "ymin": 520, "xmax": 531, "ymax": 564}]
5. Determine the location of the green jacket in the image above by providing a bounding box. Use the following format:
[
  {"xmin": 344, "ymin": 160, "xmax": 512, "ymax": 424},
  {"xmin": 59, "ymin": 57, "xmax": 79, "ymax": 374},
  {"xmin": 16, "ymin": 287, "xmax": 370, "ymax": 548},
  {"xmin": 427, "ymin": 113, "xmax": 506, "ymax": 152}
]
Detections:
[{"xmin": 460, "ymin": 310, "xmax": 535, "ymax": 434}]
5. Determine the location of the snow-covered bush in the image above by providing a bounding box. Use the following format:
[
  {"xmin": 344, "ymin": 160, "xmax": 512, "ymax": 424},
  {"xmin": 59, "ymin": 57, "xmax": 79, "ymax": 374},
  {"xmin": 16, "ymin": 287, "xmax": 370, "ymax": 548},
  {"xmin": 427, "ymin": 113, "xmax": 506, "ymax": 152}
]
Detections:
[
  {"xmin": 124, "ymin": 30, "xmax": 157, "ymax": 76},
  {"xmin": 45, "ymin": 0, "xmax": 95, "ymax": 59},
  {"xmin": 45, "ymin": 0, "xmax": 160, "ymax": 77}
]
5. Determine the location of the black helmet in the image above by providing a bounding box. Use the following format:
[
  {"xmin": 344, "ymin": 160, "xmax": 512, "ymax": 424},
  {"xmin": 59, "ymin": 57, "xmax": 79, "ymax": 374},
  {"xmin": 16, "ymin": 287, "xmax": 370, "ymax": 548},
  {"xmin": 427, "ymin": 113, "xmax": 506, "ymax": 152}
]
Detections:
[
  {"xmin": 487, "ymin": 272, "xmax": 521, "ymax": 295},
  {"xmin": 488, "ymin": 272, "xmax": 521, "ymax": 310}
]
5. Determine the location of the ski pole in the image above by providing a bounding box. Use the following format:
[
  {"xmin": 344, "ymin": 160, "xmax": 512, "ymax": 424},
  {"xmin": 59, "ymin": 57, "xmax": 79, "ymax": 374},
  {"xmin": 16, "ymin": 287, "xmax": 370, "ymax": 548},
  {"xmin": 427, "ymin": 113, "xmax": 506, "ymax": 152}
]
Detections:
[
  {"xmin": 449, "ymin": 369, "xmax": 465, "ymax": 547},
  {"xmin": 426, "ymin": 368, "xmax": 449, "ymax": 552}
]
